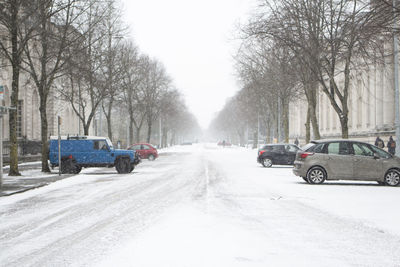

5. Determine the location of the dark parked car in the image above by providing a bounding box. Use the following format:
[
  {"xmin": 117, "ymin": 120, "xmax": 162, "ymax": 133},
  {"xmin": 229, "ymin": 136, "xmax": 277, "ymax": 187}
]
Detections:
[
  {"xmin": 257, "ymin": 144, "xmax": 300, "ymax": 167},
  {"xmin": 293, "ymin": 139, "xmax": 400, "ymax": 186},
  {"xmin": 128, "ymin": 143, "xmax": 158, "ymax": 161}
]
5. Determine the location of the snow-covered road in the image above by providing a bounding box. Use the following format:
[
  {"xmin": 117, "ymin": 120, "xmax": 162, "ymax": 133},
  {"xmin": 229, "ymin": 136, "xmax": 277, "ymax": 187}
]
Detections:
[{"xmin": 1, "ymin": 144, "xmax": 400, "ymax": 266}]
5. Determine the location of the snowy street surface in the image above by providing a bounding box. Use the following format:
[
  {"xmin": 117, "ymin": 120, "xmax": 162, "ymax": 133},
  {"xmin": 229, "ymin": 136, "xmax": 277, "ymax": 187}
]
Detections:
[{"xmin": 1, "ymin": 144, "xmax": 400, "ymax": 267}]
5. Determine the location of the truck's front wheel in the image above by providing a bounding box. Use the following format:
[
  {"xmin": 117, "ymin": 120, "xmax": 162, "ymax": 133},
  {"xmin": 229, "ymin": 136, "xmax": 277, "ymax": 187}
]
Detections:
[{"xmin": 116, "ymin": 158, "xmax": 130, "ymax": 174}]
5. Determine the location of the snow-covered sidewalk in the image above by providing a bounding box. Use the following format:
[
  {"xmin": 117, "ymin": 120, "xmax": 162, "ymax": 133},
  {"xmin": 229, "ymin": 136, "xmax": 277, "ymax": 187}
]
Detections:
[{"xmin": 0, "ymin": 168, "xmax": 71, "ymax": 197}]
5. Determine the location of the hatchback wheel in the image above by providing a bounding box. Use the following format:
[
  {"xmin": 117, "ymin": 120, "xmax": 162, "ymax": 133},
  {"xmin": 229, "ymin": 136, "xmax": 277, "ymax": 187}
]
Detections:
[
  {"xmin": 307, "ymin": 166, "xmax": 326, "ymax": 184},
  {"xmin": 262, "ymin": 158, "xmax": 272, "ymax": 168},
  {"xmin": 148, "ymin": 154, "xmax": 155, "ymax": 161},
  {"xmin": 384, "ymin": 169, "xmax": 400, "ymax": 186}
]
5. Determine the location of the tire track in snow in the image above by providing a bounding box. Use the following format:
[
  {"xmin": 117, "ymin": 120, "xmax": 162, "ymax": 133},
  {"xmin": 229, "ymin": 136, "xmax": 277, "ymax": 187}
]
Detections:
[{"xmin": 0, "ymin": 151, "xmax": 207, "ymax": 266}]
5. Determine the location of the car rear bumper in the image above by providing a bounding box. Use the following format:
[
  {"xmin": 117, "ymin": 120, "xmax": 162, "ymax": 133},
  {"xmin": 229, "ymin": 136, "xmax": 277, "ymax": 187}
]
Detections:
[{"xmin": 292, "ymin": 161, "xmax": 307, "ymax": 177}]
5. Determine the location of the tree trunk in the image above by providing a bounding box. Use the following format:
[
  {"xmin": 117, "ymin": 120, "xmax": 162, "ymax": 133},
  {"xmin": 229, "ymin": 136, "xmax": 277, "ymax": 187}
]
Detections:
[
  {"xmin": 239, "ymin": 130, "xmax": 245, "ymax": 147},
  {"xmin": 39, "ymin": 94, "xmax": 50, "ymax": 172},
  {"xmin": 310, "ymin": 104, "xmax": 320, "ymax": 140},
  {"xmin": 305, "ymin": 106, "xmax": 311, "ymax": 143},
  {"xmin": 135, "ymin": 127, "xmax": 141, "ymax": 143},
  {"xmin": 84, "ymin": 124, "xmax": 90, "ymax": 135},
  {"xmin": 129, "ymin": 118, "xmax": 134, "ymax": 145},
  {"xmin": 340, "ymin": 116, "xmax": 349, "ymax": 139},
  {"xmin": 308, "ymin": 82, "xmax": 321, "ymax": 140},
  {"xmin": 252, "ymin": 130, "xmax": 258, "ymax": 149},
  {"xmin": 105, "ymin": 112, "xmax": 112, "ymax": 141},
  {"xmin": 162, "ymin": 127, "xmax": 168, "ymax": 148},
  {"xmin": 146, "ymin": 120, "xmax": 152, "ymax": 143},
  {"xmin": 283, "ymin": 101, "xmax": 289, "ymax": 143},
  {"xmin": 274, "ymin": 112, "xmax": 279, "ymax": 143},
  {"xmin": 170, "ymin": 131, "xmax": 176, "ymax": 146},
  {"xmin": 8, "ymin": 62, "xmax": 20, "ymax": 176},
  {"xmin": 266, "ymin": 121, "xmax": 271, "ymax": 144},
  {"xmin": 105, "ymin": 99, "xmax": 113, "ymax": 141}
]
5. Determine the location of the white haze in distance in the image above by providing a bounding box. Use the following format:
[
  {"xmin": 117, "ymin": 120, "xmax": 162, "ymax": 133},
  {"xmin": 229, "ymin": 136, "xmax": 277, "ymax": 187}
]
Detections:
[{"xmin": 120, "ymin": 0, "xmax": 258, "ymax": 129}]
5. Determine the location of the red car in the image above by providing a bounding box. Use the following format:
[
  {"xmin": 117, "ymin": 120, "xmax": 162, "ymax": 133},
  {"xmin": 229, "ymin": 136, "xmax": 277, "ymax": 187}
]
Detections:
[{"xmin": 128, "ymin": 143, "xmax": 158, "ymax": 161}]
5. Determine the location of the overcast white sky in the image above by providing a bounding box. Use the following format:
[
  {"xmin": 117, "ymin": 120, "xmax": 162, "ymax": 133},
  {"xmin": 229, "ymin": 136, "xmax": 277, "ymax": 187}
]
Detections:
[{"xmin": 120, "ymin": 0, "xmax": 257, "ymax": 129}]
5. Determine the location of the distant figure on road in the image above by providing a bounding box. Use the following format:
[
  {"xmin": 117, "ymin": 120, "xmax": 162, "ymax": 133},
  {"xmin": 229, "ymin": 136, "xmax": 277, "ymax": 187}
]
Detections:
[
  {"xmin": 222, "ymin": 140, "xmax": 226, "ymax": 148},
  {"xmin": 294, "ymin": 138, "xmax": 299, "ymax": 146},
  {"xmin": 387, "ymin": 136, "xmax": 396, "ymax": 155},
  {"xmin": 375, "ymin": 136, "xmax": 384, "ymax": 149}
]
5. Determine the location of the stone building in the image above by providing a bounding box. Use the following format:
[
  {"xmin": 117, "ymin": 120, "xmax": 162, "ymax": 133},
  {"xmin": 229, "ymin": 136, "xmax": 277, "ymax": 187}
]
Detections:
[
  {"xmin": 289, "ymin": 42, "xmax": 397, "ymax": 145},
  {"xmin": 0, "ymin": 64, "xmax": 94, "ymax": 154}
]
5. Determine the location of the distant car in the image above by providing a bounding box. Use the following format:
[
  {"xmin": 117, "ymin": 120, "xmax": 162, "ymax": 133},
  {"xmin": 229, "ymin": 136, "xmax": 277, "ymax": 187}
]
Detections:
[
  {"xmin": 217, "ymin": 141, "xmax": 232, "ymax": 146},
  {"xmin": 128, "ymin": 143, "xmax": 158, "ymax": 161},
  {"xmin": 293, "ymin": 139, "xmax": 400, "ymax": 186},
  {"xmin": 257, "ymin": 144, "xmax": 300, "ymax": 167},
  {"xmin": 181, "ymin": 142, "xmax": 193, "ymax": 145}
]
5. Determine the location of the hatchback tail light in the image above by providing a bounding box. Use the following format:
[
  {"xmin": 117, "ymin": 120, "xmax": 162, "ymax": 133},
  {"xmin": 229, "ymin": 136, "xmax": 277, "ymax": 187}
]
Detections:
[
  {"xmin": 259, "ymin": 150, "xmax": 265, "ymax": 156},
  {"xmin": 300, "ymin": 152, "xmax": 314, "ymax": 159}
]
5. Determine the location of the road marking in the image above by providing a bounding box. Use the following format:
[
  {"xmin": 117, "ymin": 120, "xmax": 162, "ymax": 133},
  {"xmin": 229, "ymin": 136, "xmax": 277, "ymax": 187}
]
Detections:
[{"xmin": 205, "ymin": 161, "xmax": 210, "ymax": 211}]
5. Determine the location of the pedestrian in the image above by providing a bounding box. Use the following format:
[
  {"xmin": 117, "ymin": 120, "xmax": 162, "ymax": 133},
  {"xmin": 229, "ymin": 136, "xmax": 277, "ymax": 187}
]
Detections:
[
  {"xmin": 387, "ymin": 136, "xmax": 396, "ymax": 155},
  {"xmin": 222, "ymin": 140, "xmax": 226, "ymax": 148},
  {"xmin": 375, "ymin": 136, "xmax": 384, "ymax": 149},
  {"xmin": 294, "ymin": 137, "xmax": 299, "ymax": 146}
]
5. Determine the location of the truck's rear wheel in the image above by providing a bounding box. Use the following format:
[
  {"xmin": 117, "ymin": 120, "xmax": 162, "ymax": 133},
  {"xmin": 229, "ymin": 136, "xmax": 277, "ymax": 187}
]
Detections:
[
  {"xmin": 116, "ymin": 158, "xmax": 130, "ymax": 174},
  {"xmin": 61, "ymin": 159, "xmax": 76, "ymax": 174},
  {"xmin": 74, "ymin": 166, "xmax": 82, "ymax": 174}
]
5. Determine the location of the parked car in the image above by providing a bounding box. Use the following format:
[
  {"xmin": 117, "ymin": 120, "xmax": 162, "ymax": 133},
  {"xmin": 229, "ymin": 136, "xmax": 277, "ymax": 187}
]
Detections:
[
  {"xmin": 217, "ymin": 141, "xmax": 232, "ymax": 147},
  {"xmin": 49, "ymin": 136, "xmax": 141, "ymax": 174},
  {"xmin": 128, "ymin": 143, "xmax": 158, "ymax": 161},
  {"xmin": 181, "ymin": 142, "xmax": 193, "ymax": 145},
  {"xmin": 257, "ymin": 144, "xmax": 300, "ymax": 167},
  {"xmin": 293, "ymin": 139, "xmax": 400, "ymax": 186}
]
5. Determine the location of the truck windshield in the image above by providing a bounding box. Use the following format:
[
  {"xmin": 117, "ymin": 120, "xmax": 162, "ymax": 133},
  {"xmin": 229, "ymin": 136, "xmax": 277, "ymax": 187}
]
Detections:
[{"xmin": 106, "ymin": 138, "xmax": 114, "ymax": 149}]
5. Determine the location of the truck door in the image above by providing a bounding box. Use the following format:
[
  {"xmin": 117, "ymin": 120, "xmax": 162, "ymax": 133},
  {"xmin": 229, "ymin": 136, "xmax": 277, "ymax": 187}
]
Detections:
[{"xmin": 92, "ymin": 140, "xmax": 112, "ymax": 164}]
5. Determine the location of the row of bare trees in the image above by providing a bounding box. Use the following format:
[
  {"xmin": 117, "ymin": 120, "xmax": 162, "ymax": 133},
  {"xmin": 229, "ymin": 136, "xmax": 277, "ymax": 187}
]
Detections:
[
  {"xmin": 0, "ymin": 0, "xmax": 200, "ymax": 175},
  {"xmin": 211, "ymin": 0, "xmax": 395, "ymax": 147}
]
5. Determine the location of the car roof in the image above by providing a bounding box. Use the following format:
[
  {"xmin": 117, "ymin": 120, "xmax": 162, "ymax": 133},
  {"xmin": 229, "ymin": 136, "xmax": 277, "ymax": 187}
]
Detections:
[
  {"xmin": 49, "ymin": 135, "xmax": 107, "ymax": 140},
  {"xmin": 131, "ymin": 143, "xmax": 154, "ymax": 146},
  {"xmin": 263, "ymin": 143, "xmax": 296, "ymax": 146},
  {"xmin": 310, "ymin": 139, "xmax": 369, "ymax": 144}
]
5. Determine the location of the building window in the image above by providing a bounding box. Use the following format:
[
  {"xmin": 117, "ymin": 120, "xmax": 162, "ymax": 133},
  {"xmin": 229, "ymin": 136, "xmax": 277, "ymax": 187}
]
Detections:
[{"xmin": 17, "ymin": 100, "xmax": 23, "ymax": 138}]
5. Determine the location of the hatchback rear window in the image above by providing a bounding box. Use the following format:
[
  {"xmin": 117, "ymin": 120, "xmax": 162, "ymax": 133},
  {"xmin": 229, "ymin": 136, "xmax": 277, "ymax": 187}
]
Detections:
[
  {"xmin": 302, "ymin": 143, "xmax": 316, "ymax": 152},
  {"xmin": 262, "ymin": 145, "xmax": 273, "ymax": 150},
  {"xmin": 312, "ymin": 143, "xmax": 325, "ymax": 153}
]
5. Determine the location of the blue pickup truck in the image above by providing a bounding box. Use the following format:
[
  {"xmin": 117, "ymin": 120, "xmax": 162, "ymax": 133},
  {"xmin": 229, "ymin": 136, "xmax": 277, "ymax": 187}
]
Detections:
[{"xmin": 49, "ymin": 136, "xmax": 141, "ymax": 174}]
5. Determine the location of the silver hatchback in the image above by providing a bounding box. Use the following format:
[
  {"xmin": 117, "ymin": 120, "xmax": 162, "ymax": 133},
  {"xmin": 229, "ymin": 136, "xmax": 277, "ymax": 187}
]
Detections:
[{"xmin": 293, "ymin": 140, "xmax": 400, "ymax": 186}]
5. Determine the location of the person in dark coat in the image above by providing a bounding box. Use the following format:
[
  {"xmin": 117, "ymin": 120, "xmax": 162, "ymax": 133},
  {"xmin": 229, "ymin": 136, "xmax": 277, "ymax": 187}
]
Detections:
[
  {"xmin": 294, "ymin": 137, "xmax": 299, "ymax": 146},
  {"xmin": 375, "ymin": 136, "xmax": 384, "ymax": 149},
  {"xmin": 387, "ymin": 136, "xmax": 396, "ymax": 155}
]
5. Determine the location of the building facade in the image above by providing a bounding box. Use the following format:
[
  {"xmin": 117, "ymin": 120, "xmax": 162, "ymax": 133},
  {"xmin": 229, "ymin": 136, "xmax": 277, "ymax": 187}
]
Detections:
[
  {"xmin": 0, "ymin": 64, "xmax": 94, "ymax": 151},
  {"xmin": 289, "ymin": 43, "xmax": 397, "ymax": 145}
]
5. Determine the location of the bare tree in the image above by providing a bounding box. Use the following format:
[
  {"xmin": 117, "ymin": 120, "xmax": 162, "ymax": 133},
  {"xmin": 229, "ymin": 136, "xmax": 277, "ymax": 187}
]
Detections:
[
  {"xmin": 100, "ymin": 0, "xmax": 126, "ymax": 141},
  {"xmin": 141, "ymin": 57, "xmax": 171, "ymax": 143},
  {"xmin": 244, "ymin": 0, "xmax": 394, "ymax": 138},
  {"xmin": 0, "ymin": 0, "xmax": 38, "ymax": 175},
  {"xmin": 60, "ymin": 0, "xmax": 109, "ymax": 136},
  {"xmin": 235, "ymin": 38, "xmax": 299, "ymax": 144},
  {"xmin": 23, "ymin": 0, "xmax": 86, "ymax": 172},
  {"xmin": 119, "ymin": 41, "xmax": 147, "ymax": 144}
]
